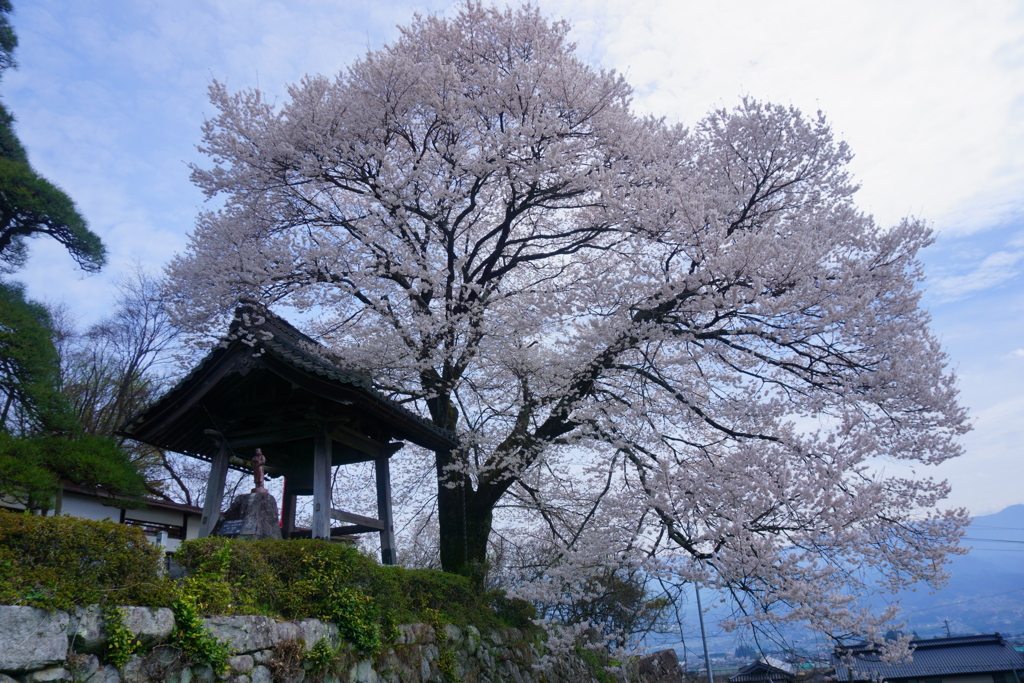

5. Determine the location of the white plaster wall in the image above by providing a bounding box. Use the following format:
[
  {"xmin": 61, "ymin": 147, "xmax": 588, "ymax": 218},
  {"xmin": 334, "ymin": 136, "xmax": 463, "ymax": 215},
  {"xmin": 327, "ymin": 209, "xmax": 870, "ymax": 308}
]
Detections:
[
  {"xmin": 0, "ymin": 493, "xmax": 26, "ymax": 511},
  {"xmin": 60, "ymin": 492, "xmax": 119, "ymax": 522}
]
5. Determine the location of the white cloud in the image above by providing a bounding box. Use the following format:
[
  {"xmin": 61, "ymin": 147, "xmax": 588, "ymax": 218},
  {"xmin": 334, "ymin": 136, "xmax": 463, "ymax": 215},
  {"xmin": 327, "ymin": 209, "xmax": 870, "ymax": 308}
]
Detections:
[
  {"xmin": 929, "ymin": 249, "xmax": 1024, "ymax": 300},
  {"xmin": 544, "ymin": 0, "xmax": 1024, "ymax": 235}
]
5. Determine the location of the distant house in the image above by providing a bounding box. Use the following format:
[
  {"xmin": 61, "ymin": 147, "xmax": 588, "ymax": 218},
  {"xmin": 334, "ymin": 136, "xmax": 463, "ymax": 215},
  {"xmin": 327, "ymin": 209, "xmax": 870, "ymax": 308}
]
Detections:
[
  {"xmin": 0, "ymin": 482, "xmax": 202, "ymax": 553},
  {"xmin": 832, "ymin": 634, "xmax": 1024, "ymax": 683},
  {"xmin": 730, "ymin": 657, "xmax": 797, "ymax": 683}
]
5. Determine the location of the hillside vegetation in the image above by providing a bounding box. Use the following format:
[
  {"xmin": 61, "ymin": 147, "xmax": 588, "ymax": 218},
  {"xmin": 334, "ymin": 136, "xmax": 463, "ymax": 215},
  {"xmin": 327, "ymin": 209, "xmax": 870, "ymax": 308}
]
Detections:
[{"xmin": 0, "ymin": 511, "xmax": 536, "ymax": 653}]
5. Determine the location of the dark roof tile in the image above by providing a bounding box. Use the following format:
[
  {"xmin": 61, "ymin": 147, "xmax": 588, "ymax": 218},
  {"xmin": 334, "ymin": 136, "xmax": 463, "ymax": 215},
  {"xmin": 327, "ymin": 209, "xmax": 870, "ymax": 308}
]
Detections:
[{"xmin": 833, "ymin": 634, "xmax": 1024, "ymax": 681}]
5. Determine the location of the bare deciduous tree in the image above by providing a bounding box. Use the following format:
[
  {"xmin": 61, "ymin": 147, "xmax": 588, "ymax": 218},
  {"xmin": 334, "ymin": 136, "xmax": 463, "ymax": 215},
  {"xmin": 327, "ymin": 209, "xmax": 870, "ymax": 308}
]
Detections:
[{"xmin": 59, "ymin": 267, "xmax": 186, "ymax": 499}]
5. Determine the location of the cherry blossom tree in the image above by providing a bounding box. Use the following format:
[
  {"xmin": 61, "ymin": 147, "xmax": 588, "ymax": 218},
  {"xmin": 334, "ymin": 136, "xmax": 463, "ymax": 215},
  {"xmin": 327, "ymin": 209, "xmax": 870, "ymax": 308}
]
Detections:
[{"xmin": 166, "ymin": 2, "xmax": 969, "ymax": 647}]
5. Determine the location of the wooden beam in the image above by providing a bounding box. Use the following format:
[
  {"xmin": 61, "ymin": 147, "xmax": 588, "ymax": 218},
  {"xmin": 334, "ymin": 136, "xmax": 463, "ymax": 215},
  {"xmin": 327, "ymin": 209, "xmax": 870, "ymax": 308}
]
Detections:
[
  {"xmin": 124, "ymin": 352, "xmax": 245, "ymax": 444},
  {"xmin": 198, "ymin": 437, "xmax": 230, "ymax": 538},
  {"xmin": 330, "ymin": 508, "xmax": 386, "ymax": 531},
  {"xmin": 221, "ymin": 422, "xmax": 402, "ymax": 462},
  {"xmin": 311, "ymin": 429, "xmax": 332, "ymax": 540},
  {"xmin": 375, "ymin": 456, "xmax": 396, "ymax": 565},
  {"xmin": 330, "ymin": 525, "xmax": 380, "ymax": 535},
  {"xmin": 224, "ymin": 425, "xmax": 316, "ymax": 449},
  {"xmin": 288, "ymin": 525, "xmax": 376, "ymax": 539},
  {"xmin": 257, "ymin": 353, "xmax": 458, "ymax": 452},
  {"xmin": 330, "ymin": 425, "xmax": 403, "ymax": 460},
  {"xmin": 281, "ymin": 477, "xmax": 297, "ymax": 539}
]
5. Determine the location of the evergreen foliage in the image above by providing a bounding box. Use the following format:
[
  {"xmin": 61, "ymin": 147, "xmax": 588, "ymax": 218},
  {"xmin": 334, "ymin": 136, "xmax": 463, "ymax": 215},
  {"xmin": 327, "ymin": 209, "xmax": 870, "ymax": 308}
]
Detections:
[
  {"xmin": 169, "ymin": 592, "xmax": 232, "ymax": 674},
  {"xmin": 174, "ymin": 537, "xmax": 536, "ymax": 635},
  {"xmin": 0, "ymin": 3, "xmax": 104, "ymax": 273},
  {"xmin": 0, "ymin": 114, "xmax": 105, "ymax": 273},
  {"xmin": 0, "ymin": 516, "xmax": 536, "ymax": 657},
  {"xmin": 101, "ymin": 604, "xmax": 142, "ymax": 668},
  {"xmin": 0, "ymin": 282, "xmax": 146, "ymax": 509},
  {"xmin": 0, "ymin": 280, "xmax": 68, "ymax": 433},
  {"xmin": 0, "ymin": 432, "xmax": 147, "ymax": 510},
  {"xmin": 305, "ymin": 638, "xmax": 342, "ymax": 680},
  {"xmin": 0, "ymin": 510, "xmax": 173, "ymax": 610},
  {"xmin": 0, "ymin": 4, "xmax": 138, "ymax": 511},
  {"xmin": 0, "ymin": 1, "xmax": 17, "ymax": 75}
]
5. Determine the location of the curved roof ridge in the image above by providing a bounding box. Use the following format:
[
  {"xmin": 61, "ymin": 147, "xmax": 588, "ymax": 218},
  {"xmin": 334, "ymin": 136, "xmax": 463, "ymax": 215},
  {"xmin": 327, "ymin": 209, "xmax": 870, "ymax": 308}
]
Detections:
[
  {"xmin": 227, "ymin": 302, "xmax": 457, "ymax": 445},
  {"xmin": 120, "ymin": 301, "xmax": 458, "ymax": 453}
]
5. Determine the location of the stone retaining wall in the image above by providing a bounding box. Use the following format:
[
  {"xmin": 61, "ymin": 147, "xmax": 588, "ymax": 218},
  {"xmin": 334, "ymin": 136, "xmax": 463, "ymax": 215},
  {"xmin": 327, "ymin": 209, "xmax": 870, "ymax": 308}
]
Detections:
[{"xmin": 0, "ymin": 606, "xmax": 683, "ymax": 683}]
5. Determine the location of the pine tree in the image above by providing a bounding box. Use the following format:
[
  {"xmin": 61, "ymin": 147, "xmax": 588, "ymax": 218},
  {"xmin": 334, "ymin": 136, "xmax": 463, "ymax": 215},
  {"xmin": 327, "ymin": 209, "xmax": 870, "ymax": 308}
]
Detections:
[
  {"xmin": 0, "ymin": 1, "xmax": 104, "ymax": 273},
  {"xmin": 0, "ymin": 3, "xmax": 140, "ymax": 511}
]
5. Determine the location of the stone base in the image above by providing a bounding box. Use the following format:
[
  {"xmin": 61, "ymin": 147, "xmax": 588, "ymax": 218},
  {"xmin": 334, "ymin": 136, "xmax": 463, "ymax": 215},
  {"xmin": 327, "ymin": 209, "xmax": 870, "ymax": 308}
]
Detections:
[
  {"xmin": 212, "ymin": 491, "xmax": 282, "ymax": 540},
  {"xmin": 0, "ymin": 605, "xmax": 642, "ymax": 683}
]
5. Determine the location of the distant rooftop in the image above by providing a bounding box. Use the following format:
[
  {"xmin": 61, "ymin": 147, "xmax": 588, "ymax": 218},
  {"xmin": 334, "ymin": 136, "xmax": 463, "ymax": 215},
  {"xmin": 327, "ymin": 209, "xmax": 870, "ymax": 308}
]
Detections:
[
  {"xmin": 729, "ymin": 659, "xmax": 797, "ymax": 683},
  {"xmin": 833, "ymin": 634, "xmax": 1024, "ymax": 681}
]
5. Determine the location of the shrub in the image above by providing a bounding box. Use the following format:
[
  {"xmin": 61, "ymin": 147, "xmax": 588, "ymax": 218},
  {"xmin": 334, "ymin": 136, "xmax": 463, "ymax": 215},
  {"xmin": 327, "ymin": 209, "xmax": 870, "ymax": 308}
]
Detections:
[
  {"xmin": 0, "ymin": 509, "xmax": 173, "ymax": 610},
  {"xmin": 305, "ymin": 638, "xmax": 341, "ymax": 681},
  {"xmin": 172, "ymin": 536, "xmax": 275, "ymax": 615},
  {"xmin": 575, "ymin": 645, "xmax": 618, "ymax": 683},
  {"xmin": 102, "ymin": 604, "xmax": 141, "ymax": 667},
  {"xmin": 175, "ymin": 542, "xmax": 239, "ymax": 615},
  {"xmin": 437, "ymin": 648, "xmax": 462, "ymax": 683},
  {"xmin": 170, "ymin": 592, "xmax": 232, "ymax": 673},
  {"xmin": 0, "ymin": 514, "xmax": 536, "ymax": 653},
  {"xmin": 173, "ymin": 538, "xmax": 538, "ymax": 650}
]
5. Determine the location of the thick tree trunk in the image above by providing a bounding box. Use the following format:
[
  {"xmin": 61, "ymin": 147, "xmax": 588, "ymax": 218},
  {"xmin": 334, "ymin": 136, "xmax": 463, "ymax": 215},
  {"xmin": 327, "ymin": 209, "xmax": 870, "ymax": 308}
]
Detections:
[
  {"xmin": 435, "ymin": 449, "xmax": 493, "ymax": 575},
  {"xmin": 464, "ymin": 495, "xmax": 492, "ymax": 569},
  {"xmin": 427, "ymin": 386, "xmax": 497, "ymax": 577}
]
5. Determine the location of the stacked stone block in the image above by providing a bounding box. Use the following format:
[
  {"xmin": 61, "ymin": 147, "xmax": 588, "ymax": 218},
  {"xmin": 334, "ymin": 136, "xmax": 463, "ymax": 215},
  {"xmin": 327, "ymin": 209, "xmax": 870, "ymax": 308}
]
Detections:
[{"xmin": 0, "ymin": 606, "xmax": 682, "ymax": 683}]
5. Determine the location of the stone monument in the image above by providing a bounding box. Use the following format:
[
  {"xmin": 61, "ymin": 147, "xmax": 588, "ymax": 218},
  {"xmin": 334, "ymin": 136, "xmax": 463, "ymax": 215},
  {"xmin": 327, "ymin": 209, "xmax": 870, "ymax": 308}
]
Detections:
[{"xmin": 212, "ymin": 449, "xmax": 282, "ymax": 540}]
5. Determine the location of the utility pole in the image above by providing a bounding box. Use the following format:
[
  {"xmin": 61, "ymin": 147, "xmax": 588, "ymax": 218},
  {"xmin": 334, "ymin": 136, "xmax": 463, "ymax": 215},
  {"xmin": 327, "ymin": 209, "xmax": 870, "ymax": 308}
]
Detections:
[
  {"xmin": 695, "ymin": 584, "xmax": 715, "ymax": 683},
  {"xmin": 944, "ymin": 620, "xmax": 952, "ymax": 637}
]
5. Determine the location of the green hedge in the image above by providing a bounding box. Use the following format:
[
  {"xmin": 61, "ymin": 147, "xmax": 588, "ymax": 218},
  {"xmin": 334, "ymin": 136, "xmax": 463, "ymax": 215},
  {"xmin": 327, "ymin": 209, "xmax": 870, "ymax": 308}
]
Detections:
[
  {"xmin": 174, "ymin": 537, "xmax": 536, "ymax": 647},
  {"xmin": 0, "ymin": 509, "xmax": 174, "ymax": 610},
  {"xmin": 0, "ymin": 512, "xmax": 536, "ymax": 652}
]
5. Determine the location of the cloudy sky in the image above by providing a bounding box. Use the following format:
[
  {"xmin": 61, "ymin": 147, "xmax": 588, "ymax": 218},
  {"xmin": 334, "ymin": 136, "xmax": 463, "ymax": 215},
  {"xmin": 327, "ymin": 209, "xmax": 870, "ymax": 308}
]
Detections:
[{"xmin": 5, "ymin": 0, "xmax": 1023, "ymax": 515}]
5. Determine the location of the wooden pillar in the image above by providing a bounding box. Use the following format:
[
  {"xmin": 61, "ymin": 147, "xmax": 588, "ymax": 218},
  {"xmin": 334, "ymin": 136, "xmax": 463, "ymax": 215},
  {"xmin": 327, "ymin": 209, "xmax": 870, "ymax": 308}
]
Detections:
[
  {"xmin": 375, "ymin": 456, "xmax": 396, "ymax": 565},
  {"xmin": 312, "ymin": 430, "xmax": 332, "ymax": 540},
  {"xmin": 281, "ymin": 477, "xmax": 297, "ymax": 540},
  {"xmin": 199, "ymin": 439, "xmax": 230, "ymax": 538}
]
